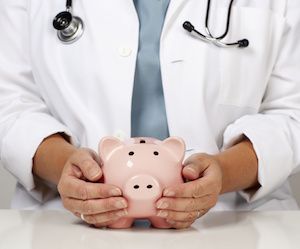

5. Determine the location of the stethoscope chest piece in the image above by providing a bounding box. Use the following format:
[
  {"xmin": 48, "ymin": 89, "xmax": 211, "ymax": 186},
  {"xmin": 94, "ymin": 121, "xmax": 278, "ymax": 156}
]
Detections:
[{"xmin": 53, "ymin": 8, "xmax": 84, "ymax": 44}]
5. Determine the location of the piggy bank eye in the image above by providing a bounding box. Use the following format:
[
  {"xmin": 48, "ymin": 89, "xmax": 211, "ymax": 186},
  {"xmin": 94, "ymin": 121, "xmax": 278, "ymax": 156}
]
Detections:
[
  {"xmin": 140, "ymin": 139, "xmax": 146, "ymax": 144},
  {"xmin": 129, "ymin": 151, "xmax": 134, "ymax": 156},
  {"xmin": 147, "ymin": 185, "xmax": 153, "ymax": 189},
  {"xmin": 134, "ymin": 185, "xmax": 139, "ymax": 189},
  {"xmin": 153, "ymin": 151, "xmax": 159, "ymax": 156}
]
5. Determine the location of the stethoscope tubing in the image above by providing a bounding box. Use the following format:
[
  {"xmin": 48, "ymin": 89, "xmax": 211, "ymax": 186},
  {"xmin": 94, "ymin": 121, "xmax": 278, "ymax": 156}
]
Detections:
[{"xmin": 205, "ymin": 0, "xmax": 235, "ymax": 40}]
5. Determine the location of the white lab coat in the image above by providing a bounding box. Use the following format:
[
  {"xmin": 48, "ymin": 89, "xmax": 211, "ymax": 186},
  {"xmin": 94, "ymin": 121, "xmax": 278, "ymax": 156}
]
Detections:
[{"xmin": 0, "ymin": 0, "xmax": 300, "ymax": 210}]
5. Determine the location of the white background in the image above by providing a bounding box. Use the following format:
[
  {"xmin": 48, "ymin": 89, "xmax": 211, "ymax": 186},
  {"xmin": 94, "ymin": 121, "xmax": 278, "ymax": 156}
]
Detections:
[{"xmin": 1, "ymin": 163, "xmax": 300, "ymax": 208}]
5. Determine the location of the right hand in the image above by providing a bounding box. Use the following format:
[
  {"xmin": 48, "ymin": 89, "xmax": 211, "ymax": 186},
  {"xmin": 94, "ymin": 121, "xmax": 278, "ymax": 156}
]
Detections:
[{"xmin": 57, "ymin": 148, "xmax": 128, "ymax": 228}]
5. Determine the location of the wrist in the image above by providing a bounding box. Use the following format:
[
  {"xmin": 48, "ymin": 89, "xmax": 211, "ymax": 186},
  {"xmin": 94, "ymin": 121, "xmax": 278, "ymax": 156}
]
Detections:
[
  {"xmin": 33, "ymin": 133, "xmax": 78, "ymax": 185},
  {"xmin": 215, "ymin": 136, "xmax": 259, "ymax": 194},
  {"xmin": 212, "ymin": 154, "xmax": 227, "ymax": 194}
]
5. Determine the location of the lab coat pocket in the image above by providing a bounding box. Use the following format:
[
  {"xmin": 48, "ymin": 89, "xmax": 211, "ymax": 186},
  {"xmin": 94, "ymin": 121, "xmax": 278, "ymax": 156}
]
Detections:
[
  {"xmin": 218, "ymin": 7, "xmax": 286, "ymax": 109},
  {"xmin": 218, "ymin": 48, "xmax": 267, "ymax": 109}
]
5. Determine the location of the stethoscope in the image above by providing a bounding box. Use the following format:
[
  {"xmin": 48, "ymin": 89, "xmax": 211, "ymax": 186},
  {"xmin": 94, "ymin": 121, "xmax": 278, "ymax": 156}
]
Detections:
[
  {"xmin": 183, "ymin": 0, "xmax": 249, "ymax": 48},
  {"xmin": 52, "ymin": 0, "xmax": 84, "ymax": 43},
  {"xmin": 53, "ymin": 0, "xmax": 249, "ymax": 48}
]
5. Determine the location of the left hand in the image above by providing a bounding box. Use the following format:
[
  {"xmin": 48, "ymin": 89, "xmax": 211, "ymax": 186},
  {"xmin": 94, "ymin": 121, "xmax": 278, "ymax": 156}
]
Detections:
[{"xmin": 155, "ymin": 153, "xmax": 223, "ymax": 229}]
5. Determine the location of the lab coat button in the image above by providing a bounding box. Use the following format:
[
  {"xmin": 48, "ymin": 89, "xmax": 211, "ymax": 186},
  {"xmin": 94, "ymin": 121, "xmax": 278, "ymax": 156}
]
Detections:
[{"xmin": 118, "ymin": 47, "xmax": 132, "ymax": 57}]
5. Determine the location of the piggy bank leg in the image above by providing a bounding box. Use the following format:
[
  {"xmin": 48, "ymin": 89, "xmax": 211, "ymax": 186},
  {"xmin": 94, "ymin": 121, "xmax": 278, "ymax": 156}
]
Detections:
[
  {"xmin": 149, "ymin": 217, "xmax": 172, "ymax": 229},
  {"xmin": 107, "ymin": 217, "xmax": 135, "ymax": 229}
]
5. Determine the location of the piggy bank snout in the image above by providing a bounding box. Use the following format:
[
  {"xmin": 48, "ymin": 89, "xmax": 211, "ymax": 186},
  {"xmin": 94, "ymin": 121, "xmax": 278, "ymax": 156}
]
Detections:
[{"xmin": 123, "ymin": 175, "xmax": 161, "ymax": 201}]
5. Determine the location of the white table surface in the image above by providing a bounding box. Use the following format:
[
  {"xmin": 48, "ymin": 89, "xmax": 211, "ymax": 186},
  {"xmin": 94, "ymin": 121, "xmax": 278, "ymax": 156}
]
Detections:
[{"xmin": 0, "ymin": 210, "xmax": 299, "ymax": 249}]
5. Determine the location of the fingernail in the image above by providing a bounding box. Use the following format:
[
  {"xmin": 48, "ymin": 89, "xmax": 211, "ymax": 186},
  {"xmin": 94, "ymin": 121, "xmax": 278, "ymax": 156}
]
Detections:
[
  {"xmin": 157, "ymin": 210, "xmax": 168, "ymax": 218},
  {"xmin": 185, "ymin": 166, "xmax": 196, "ymax": 174},
  {"xmin": 157, "ymin": 201, "xmax": 169, "ymax": 209},
  {"xmin": 110, "ymin": 188, "xmax": 122, "ymax": 196},
  {"xmin": 116, "ymin": 210, "xmax": 128, "ymax": 217},
  {"xmin": 115, "ymin": 200, "xmax": 127, "ymax": 208},
  {"xmin": 164, "ymin": 190, "xmax": 175, "ymax": 197},
  {"xmin": 89, "ymin": 167, "xmax": 101, "ymax": 178}
]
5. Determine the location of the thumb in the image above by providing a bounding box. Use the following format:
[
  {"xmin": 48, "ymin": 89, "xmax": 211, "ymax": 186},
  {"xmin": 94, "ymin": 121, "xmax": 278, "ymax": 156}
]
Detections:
[
  {"xmin": 80, "ymin": 158, "xmax": 103, "ymax": 181},
  {"xmin": 71, "ymin": 149, "xmax": 103, "ymax": 181},
  {"xmin": 182, "ymin": 154, "xmax": 210, "ymax": 181}
]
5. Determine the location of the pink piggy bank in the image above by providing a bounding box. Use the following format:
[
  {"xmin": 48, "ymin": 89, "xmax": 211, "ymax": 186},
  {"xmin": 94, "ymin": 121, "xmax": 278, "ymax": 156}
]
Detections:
[{"xmin": 98, "ymin": 136, "xmax": 186, "ymax": 229}]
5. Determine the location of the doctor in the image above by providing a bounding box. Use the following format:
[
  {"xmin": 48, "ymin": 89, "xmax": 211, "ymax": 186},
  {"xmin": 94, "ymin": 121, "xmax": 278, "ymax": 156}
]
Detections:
[{"xmin": 0, "ymin": 0, "xmax": 300, "ymax": 229}]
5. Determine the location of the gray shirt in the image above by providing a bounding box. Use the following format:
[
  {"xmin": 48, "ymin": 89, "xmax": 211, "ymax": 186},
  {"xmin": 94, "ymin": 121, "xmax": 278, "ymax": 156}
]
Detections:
[{"xmin": 131, "ymin": 0, "xmax": 170, "ymax": 140}]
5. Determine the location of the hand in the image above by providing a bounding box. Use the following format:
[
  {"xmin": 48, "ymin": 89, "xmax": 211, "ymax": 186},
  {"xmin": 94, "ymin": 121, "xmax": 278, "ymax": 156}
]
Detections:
[
  {"xmin": 57, "ymin": 148, "xmax": 128, "ymax": 228},
  {"xmin": 155, "ymin": 153, "xmax": 223, "ymax": 229}
]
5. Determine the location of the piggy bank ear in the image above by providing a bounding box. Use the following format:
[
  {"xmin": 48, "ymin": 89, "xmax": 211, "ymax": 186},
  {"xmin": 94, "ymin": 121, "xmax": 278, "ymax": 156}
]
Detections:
[
  {"xmin": 162, "ymin": 137, "xmax": 186, "ymax": 162},
  {"xmin": 99, "ymin": 136, "xmax": 124, "ymax": 161}
]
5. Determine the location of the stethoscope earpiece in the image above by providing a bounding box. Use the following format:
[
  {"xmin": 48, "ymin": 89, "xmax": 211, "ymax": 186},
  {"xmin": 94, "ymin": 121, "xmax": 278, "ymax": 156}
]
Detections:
[
  {"xmin": 183, "ymin": 21, "xmax": 194, "ymax": 33},
  {"xmin": 53, "ymin": 0, "xmax": 84, "ymax": 44},
  {"xmin": 238, "ymin": 39, "xmax": 249, "ymax": 48}
]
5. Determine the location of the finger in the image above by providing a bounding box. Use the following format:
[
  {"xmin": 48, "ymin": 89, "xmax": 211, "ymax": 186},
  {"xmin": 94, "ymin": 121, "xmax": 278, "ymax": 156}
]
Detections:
[
  {"xmin": 83, "ymin": 209, "xmax": 128, "ymax": 225},
  {"xmin": 62, "ymin": 197, "xmax": 128, "ymax": 215},
  {"xmin": 93, "ymin": 218, "xmax": 124, "ymax": 228},
  {"xmin": 156, "ymin": 209, "xmax": 201, "ymax": 222},
  {"xmin": 166, "ymin": 220, "xmax": 194, "ymax": 230},
  {"xmin": 58, "ymin": 177, "xmax": 122, "ymax": 200},
  {"xmin": 182, "ymin": 153, "xmax": 210, "ymax": 180},
  {"xmin": 156, "ymin": 195, "xmax": 214, "ymax": 212},
  {"xmin": 70, "ymin": 150, "xmax": 102, "ymax": 181},
  {"xmin": 163, "ymin": 177, "xmax": 215, "ymax": 198}
]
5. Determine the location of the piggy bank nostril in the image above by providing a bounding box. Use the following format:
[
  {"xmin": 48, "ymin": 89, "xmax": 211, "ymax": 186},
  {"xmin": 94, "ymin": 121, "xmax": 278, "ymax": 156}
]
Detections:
[
  {"xmin": 154, "ymin": 151, "xmax": 159, "ymax": 156},
  {"xmin": 134, "ymin": 185, "xmax": 139, "ymax": 189},
  {"xmin": 129, "ymin": 151, "xmax": 134, "ymax": 156},
  {"xmin": 147, "ymin": 185, "xmax": 153, "ymax": 189},
  {"xmin": 140, "ymin": 140, "xmax": 146, "ymax": 144}
]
